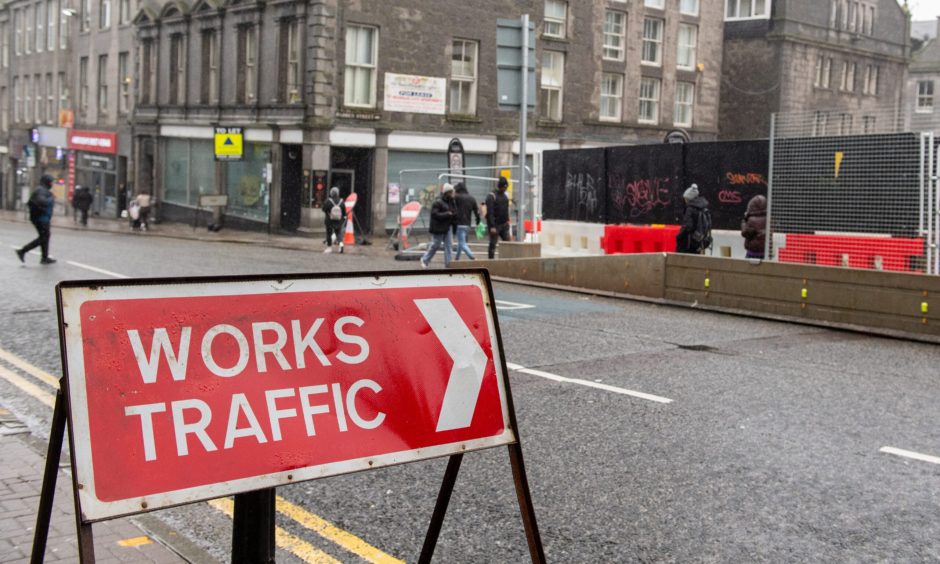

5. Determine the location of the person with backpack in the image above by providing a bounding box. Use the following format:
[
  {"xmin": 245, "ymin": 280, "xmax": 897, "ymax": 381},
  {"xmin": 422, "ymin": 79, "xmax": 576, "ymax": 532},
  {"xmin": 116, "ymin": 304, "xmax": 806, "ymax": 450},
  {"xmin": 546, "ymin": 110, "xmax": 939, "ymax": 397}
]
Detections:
[
  {"xmin": 322, "ymin": 187, "xmax": 346, "ymax": 253},
  {"xmin": 420, "ymin": 183, "xmax": 457, "ymax": 268},
  {"xmin": 485, "ymin": 177, "xmax": 512, "ymax": 259},
  {"xmin": 16, "ymin": 174, "xmax": 57, "ymax": 265},
  {"xmin": 675, "ymin": 183, "xmax": 712, "ymax": 255},
  {"xmin": 72, "ymin": 186, "xmax": 93, "ymax": 226},
  {"xmin": 453, "ymin": 182, "xmax": 480, "ymax": 261},
  {"xmin": 741, "ymin": 194, "xmax": 767, "ymax": 259}
]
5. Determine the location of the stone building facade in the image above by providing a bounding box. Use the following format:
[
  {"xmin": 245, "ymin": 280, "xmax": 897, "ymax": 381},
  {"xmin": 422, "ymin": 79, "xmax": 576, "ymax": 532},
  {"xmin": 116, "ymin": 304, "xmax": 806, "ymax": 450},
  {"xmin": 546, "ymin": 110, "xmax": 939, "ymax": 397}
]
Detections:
[
  {"xmin": 905, "ymin": 18, "xmax": 940, "ymax": 132},
  {"xmin": 131, "ymin": 0, "xmax": 725, "ymax": 234},
  {"xmin": 719, "ymin": 0, "xmax": 910, "ymax": 140}
]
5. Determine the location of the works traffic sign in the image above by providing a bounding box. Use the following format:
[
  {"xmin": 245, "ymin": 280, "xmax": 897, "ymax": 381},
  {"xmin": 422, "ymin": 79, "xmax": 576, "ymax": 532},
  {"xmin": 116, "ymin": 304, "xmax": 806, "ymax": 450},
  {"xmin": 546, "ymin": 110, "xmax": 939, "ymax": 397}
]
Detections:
[
  {"xmin": 214, "ymin": 127, "xmax": 244, "ymax": 161},
  {"xmin": 57, "ymin": 271, "xmax": 515, "ymax": 522}
]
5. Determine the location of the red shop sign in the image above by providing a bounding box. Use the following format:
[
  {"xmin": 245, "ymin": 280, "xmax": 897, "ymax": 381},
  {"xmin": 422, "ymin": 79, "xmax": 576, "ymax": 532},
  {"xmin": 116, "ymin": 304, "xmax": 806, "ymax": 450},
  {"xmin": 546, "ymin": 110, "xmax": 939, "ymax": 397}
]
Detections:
[{"xmin": 67, "ymin": 130, "xmax": 118, "ymax": 154}]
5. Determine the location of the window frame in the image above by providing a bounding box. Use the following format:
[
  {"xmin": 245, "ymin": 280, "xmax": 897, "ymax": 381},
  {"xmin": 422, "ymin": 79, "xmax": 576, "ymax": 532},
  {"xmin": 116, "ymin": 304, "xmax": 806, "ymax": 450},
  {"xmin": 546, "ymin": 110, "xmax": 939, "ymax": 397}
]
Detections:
[
  {"xmin": 343, "ymin": 24, "xmax": 377, "ymax": 108},
  {"xmin": 97, "ymin": 54, "xmax": 108, "ymax": 115},
  {"xmin": 13, "ymin": 76, "xmax": 20, "ymax": 123},
  {"xmin": 638, "ymin": 76, "xmax": 661, "ymax": 124},
  {"xmin": 118, "ymin": 51, "xmax": 129, "ymax": 114},
  {"xmin": 45, "ymin": 73, "xmax": 53, "ymax": 124},
  {"xmin": 119, "ymin": 0, "xmax": 131, "ymax": 25},
  {"xmin": 201, "ymin": 30, "xmax": 219, "ymax": 105},
  {"xmin": 79, "ymin": 56, "xmax": 88, "ymax": 114},
  {"xmin": 35, "ymin": 0, "xmax": 44, "ymax": 53},
  {"xmin": 917, "ymin": 81, "xmax": 934, "ymax": 114},
  {"xmin": 168, "ymin": 34, "xmax": 186, "ymax": 105},
  {"xmin": 46, "ymin": 0, "xmax": 55, "ymax": 51},
  {"xmin": 674, "ymin": 81, "xmax": 694, "ymax": 127},
  {"xmin": 449, "ymin": 38, "xmax": 479, "ymax": 115},
  {"xmin": 677, "ymin": 23, "xmax": 697, "ymax": 70},
  {"xmin": 599, "ymin": 72, "xmax": 623, "ymax": 122},
  {"xmin": 725, "ymin": 0, "xmax": 770, "ymax": 20},
  {"xmin": 644, "ymin": 0, "xmax": 665, "ymax": 8},
  {"xmin": 277, "ymin": 20, "xmax": 301, "ymax": 104},
  {"xmin": 80, "ymin": 0, "xmax": 91, "ymax": 32},
  {"xmin": 680, "ymin": 0, "xmax": 700, "ymax": 16},
  {"xmin": 540, "ymin": 50, "xmax": 564, "ymax": 122},
  {"xmin": 603, "ymin": 10, "xmax": 626, "ymax": 62},
  {"xmin": 641, "ymin": 17, "xmax": 663, "ymax": 66},
  {"xmin": 543, "ymin": 0, "xmax": 567, "ymax": 39},
  {"xmin": 99, "ymin": 0, "xmax": 111, "ymax": 29},
  {"xmin": 24, "ymin": 5, "xmax": 31, "ymax": 54}
]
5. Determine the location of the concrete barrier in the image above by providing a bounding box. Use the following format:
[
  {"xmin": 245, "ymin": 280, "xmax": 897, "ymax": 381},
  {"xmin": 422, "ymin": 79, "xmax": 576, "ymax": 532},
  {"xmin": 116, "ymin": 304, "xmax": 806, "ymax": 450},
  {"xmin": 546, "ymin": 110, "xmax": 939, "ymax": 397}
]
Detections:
[
  {"xmin": 541, "ymin": 220, "xmax": 605, "ymax": 256},
  {"xmin": 498, "ymin": 242, "xmax": 541, "ymax": 259},
  {"xmin": 470, "ymin": 254, "xmax": 939, "ymax": 343}
]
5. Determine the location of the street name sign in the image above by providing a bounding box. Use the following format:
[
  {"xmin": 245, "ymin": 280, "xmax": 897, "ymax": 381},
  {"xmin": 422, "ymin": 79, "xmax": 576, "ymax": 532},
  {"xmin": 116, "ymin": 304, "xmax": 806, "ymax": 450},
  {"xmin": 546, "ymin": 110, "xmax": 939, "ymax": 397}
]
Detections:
[{"xmin": 56, "ymin": 271, "xmax": 516, "ymax": 522}]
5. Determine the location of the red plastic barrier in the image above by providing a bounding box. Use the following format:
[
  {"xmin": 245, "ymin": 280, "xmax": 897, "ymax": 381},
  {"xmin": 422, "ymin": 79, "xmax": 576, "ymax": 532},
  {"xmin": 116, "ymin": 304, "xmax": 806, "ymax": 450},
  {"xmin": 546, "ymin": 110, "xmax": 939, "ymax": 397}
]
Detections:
[
  {"xmin": 601, "ymin": 225, "xmax": 680, "ymax": 255},
  {"xmin": 523, "ymin": 219, "xmax": 542, "ymax": 234},
  {"xmin": 778, "ymin": 234, "xmax": 925, "ymax": 273}
]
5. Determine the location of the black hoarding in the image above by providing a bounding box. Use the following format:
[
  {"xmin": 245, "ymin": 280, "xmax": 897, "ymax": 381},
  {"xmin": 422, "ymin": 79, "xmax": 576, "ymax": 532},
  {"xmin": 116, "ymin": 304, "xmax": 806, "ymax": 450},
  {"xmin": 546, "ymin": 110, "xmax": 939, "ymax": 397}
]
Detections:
[
  {"xmin": 606, "ymin": 144, "xmax": 684, "ymax": 225},
  {"xmin": 542, "ymin": 148, "xmax": 606, "ymax": 223},
  {"xmin": 682, "ymin": 140, "xmax": 769, "ymax": 230}
]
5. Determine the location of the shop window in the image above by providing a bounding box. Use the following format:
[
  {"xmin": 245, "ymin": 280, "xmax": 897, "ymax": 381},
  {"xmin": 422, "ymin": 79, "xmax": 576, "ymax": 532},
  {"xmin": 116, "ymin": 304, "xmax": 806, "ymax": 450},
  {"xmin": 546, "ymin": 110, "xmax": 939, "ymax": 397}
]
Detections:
[{"xmin": 226, "ymin": 142, "xmax": 270, "ymax": 221}]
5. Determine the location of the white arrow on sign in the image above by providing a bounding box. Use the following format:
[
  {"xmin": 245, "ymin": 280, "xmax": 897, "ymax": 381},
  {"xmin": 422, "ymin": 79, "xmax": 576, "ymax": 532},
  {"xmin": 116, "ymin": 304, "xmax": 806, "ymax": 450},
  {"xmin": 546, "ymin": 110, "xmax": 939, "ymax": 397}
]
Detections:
[{"xmin": 415, "ymin": 298, "xmax": 489, "ymax": 432}]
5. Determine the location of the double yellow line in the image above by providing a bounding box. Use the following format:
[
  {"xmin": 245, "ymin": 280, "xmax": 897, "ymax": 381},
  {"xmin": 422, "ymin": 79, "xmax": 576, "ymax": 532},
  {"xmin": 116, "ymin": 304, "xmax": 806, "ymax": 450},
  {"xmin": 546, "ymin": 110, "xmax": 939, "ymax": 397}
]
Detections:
[{"xmin": 0, "ymin": 347, "xmax": 403, "ymax": 564}]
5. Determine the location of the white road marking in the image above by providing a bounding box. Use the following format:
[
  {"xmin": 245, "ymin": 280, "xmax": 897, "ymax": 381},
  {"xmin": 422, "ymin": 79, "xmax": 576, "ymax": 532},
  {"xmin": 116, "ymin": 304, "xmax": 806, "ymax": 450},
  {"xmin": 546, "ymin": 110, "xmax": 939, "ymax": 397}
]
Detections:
[
  {"xmin": 495, "ymin": 300, "xmax": 536, "ymax": 310},
  {"xmin": 879, "ymin": 447, "xmax": 940, "ymax": 466},
  {"xmin": 65, "ymin": 260, "xmax": 129, "ymax": 279},
  {"xmin": 505, "ymin": 362, "xmax": 673, "ymax": 404}
]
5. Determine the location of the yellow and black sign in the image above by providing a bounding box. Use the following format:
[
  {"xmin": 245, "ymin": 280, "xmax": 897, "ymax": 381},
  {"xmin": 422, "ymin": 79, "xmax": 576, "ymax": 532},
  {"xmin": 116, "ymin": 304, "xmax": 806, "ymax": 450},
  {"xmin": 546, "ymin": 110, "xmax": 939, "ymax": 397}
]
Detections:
[{"xmin": 214, "ymin": 127, "xmax": 244, "ymax": 161}]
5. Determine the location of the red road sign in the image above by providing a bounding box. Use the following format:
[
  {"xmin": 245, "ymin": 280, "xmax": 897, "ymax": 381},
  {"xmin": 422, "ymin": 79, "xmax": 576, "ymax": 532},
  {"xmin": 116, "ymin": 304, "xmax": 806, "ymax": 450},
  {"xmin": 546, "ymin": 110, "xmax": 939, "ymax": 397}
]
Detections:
[{"xmin": 58, "ymin": 272, "xmax": 514, "ymax": 522}]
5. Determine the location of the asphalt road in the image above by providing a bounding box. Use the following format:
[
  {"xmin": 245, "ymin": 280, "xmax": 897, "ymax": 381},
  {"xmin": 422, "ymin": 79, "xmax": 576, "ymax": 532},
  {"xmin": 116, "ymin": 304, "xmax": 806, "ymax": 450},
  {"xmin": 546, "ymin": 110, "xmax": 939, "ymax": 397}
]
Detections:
[{"xmin": 1, "ymin": 220, "xmax": 938, "ymax": 563}]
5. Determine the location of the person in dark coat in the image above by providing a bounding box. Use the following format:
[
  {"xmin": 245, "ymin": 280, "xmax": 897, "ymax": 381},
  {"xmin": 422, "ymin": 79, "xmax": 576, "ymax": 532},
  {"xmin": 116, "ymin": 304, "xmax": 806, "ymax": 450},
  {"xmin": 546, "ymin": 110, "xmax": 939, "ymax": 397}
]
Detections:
[
  {"xmin": 741, "ymin": 194, "xmax": 767, "ymax": 259},
  {"xmin": 420, "ymin": 183, "xmax": 457, "ymax": 268},
  {"xmin": 73, "ymin": 186, "xmax": 94, "ymax": 226},
  {"xmin": 485, "ymin": 177, "xmax": 511, "ymax": 259},
  {"xmin": 322, "ymin": 187, "xmax": 346, "ymax": 253},
  {"xmin": 675, "ymin": 183, "xmax": 710, "ymax": 255},
  {"xmin": 16, "ymin": 175, "xmax": 57, "ymax": 264},
  {"xmin": 453, "ymin": 182, "xmax": 480, "ymax": 261}
]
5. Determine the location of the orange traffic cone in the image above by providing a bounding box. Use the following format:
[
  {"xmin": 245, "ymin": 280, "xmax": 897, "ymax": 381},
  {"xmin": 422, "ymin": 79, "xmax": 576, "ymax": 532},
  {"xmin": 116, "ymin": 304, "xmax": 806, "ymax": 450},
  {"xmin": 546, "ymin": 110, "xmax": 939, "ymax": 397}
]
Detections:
[{"xmin": 343, "ymin": 212, "xmax": 356, "ymax": 248}]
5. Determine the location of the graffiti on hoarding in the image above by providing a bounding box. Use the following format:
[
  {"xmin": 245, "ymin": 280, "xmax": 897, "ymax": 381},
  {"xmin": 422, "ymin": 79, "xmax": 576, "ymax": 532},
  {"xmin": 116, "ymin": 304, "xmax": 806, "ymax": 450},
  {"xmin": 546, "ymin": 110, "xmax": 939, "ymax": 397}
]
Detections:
[
  {"xmin": 718, "ymin": 190, "xmax": 743, "ymax": 204},
  {"xmin": 610, "ymin": 175, "xmax": 672, "ymax": 219},
  {"xmin": 564, "ymin": 172, "xmax": 599, "ymax": 218},
  {"xmin": 725, "ymin": 172, "xmax": 768, "ymax": 187}
]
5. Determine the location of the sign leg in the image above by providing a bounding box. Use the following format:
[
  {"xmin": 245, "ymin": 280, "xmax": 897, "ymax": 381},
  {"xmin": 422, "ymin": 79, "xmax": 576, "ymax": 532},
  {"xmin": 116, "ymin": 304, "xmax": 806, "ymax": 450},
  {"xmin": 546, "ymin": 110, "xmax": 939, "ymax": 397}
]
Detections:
[
  {"xmin": 418, "ymin": 453, "xmax": 463, "ymax": 564},
  {"xmin": 30, "ymin": 389, "xmax": 67, "ymax": 564},
  {"xmin": 231, "ymin": 488, "xmax": 276, "ymax": 564},
  {"xmin": 508, "ymin": 443, "xmax": 546, "ymax": 564}
]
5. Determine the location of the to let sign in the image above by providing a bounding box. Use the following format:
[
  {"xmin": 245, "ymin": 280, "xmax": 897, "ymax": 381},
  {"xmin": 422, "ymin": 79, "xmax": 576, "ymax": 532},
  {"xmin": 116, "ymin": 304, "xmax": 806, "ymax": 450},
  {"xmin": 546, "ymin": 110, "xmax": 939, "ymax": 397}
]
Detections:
[{"xmin": 58, "ymin": 272, "xmax": 514, "ymax": 522}]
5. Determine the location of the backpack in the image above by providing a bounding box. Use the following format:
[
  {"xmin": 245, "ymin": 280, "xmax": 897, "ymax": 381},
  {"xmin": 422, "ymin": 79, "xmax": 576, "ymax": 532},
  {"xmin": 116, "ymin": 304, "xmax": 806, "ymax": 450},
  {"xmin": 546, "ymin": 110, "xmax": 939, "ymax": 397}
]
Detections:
[
  {"xmin": 692, "ymin": 207, "xmax": 713, "ymax": 250},
  {"xmin": 328, "ymin": 198, "xmax": 343, "ymax": 221}
]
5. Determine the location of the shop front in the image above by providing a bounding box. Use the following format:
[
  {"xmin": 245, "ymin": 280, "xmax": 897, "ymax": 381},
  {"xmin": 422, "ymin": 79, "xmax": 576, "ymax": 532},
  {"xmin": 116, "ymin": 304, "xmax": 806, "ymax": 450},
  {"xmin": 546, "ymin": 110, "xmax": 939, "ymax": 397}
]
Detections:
[{"xmin": 68, "ymin": 130, "xmax": 123, "ymax": 218}]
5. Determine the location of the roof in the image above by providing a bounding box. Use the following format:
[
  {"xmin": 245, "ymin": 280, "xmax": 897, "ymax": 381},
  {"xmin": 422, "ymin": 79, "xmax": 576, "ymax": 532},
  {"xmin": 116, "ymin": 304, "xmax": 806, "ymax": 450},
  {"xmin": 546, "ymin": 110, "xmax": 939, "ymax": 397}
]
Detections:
[{"xmin": 912, "ymin": 35, "xmax": 940, "ymax": 73}]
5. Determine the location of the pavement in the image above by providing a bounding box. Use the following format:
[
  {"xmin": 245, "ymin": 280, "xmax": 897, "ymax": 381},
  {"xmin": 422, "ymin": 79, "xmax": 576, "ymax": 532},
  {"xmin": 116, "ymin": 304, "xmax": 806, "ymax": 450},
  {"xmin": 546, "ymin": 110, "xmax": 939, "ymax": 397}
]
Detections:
[{"xmin": 0, "ymin": 207, "xmax": 472, "ymax": 563}]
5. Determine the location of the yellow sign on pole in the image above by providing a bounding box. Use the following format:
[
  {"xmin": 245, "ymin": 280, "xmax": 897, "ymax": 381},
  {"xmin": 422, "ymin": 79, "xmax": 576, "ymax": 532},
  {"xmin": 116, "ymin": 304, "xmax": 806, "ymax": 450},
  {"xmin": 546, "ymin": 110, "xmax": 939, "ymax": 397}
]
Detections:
[
  {"xmin": 500, "ymin": 169, "xmax": 513, "ymax": 200},
  {"xmin": 215, "ymin": 127, "xmax": 244, "ymax": 161},
  {"xmin": 834, "ymin": 151, "xmax": 844, "ymax": 179}
]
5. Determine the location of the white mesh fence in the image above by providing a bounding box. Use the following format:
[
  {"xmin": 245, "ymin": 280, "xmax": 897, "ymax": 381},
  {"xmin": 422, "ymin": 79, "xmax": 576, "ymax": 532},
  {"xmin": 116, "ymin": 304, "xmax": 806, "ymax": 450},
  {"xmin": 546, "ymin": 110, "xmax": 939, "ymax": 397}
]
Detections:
[{"xmin": 768, "ymin": 107, "xmax": 940, "ymax": 275}]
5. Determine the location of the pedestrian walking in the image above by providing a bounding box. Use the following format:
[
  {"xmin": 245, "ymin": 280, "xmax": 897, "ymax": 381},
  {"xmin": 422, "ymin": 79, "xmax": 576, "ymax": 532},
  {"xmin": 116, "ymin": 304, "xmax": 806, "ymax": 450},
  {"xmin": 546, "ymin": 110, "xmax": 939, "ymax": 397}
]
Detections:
[
  {"xmin": 421, "ymin": 183, "xmax": 457, "ymax": 268},
  {"xmin": 485, "ymin": 177, "xmax": 512, "ymax": 259},
  {"xmin": 453, "ymin": 182, "xmax": 480, "ymax": 261},
  {"xmin": 675, "ymin": 183, "xmax": 712, "ymax": 255},
  {"xmin": 322, "ymin": 187, "xmax": 346, "ymax": 253},
  {"xmin": 133, "ymin": 191, "xmax": 153, "ymax": 231},
  {"xmin": 72, "ymin": 186, "xmax": 93, "ymax": 226},
  {"xmin": 15, "ymin": 174, "xmax": 57, "ymax": 265},
  {"xmin": 741, "ymin": 194, "xmax": 767, "ymax": 259}
]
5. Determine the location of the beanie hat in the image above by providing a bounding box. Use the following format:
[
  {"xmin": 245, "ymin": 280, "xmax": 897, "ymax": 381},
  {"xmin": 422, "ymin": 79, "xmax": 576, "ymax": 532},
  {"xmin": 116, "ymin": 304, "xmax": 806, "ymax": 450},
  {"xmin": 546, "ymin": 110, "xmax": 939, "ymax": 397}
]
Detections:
[
  {"xmin": 497, "ymin": 177, "xmax": 509, "ymax": 189},
  {"xmin": 441, "ymin": 183, "xmax": 455, "ymax": 194},
  {"xmin": 329, "ymin": 186, "xmax": 340, "ymax": 198},
  {"xmin": 40, "ymin": 174, "xmax": 54, "ymax": 187},
  {"xmin": 683, "ymin": 184, "xmax": 699, "ymax": 202}
]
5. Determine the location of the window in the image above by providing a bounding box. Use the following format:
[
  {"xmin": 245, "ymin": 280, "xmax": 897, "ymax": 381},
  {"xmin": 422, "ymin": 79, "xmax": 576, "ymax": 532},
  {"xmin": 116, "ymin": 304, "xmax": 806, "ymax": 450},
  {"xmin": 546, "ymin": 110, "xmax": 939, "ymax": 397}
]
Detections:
[
  {"xmin": 544, "ymin": 0, "xmax": 567, "ymax": 39},
  {"xmin": 35, "ymin": 1, "xmax": 43, "ymax": 52},
  {"xmin": 644, "ymin": 0, "xmax": 664, "ymax": 8},
  {"xmin": 46, "ymin": 0, "xmax": 55, "ymax": 51},
  {"xmin": 13, "ymin": 77, "xmax": 19, "ymax": 122},
  {"xmin": 838, "ymin": 113, "xmax": 853, "ymax": 134},
  {"xmin": 862, "ymin": 115, "xmax": 876, "ymax": 133},
  {"xmin": 917, "ymin": 81, "xmax": 934, "ymax": 113},
  {"xmin": 540, "ymin": 51, "xmax": 564, "ymax": 121},
  {"xmin": 847, "ymin": 1, "xmax": 856, "ymax": 32},
  {"xmin": 814, "ymin": 56, "xmax": 823, "ymax": 87},
  {"xmin": 450, "ymin": 39, "xmax": 478, "ymax": 114},
  {"xmin": 118, "ymin": 51, "xmax": 129, "ymax": 113},
  {"xmin": 24, "ymin": 76, "xmax": 31, "ymax": 121},
  {"xmin": 99, "ymin": 0, "xmax": 111, "ymax": 29},
  {"xmin": 599, "ymin": 73, "xmax": 622, "ymax": 122},
  {"xmin": 344, "ymin": 25, "xmax": 376, "ymax": 107},
  {"xmin": 812, "ymin": 111, "xmax": 829, "ymax": 136},
  {"xmin": 1, "ymin": 23, "xmax": 8, "ymax": 67},
  {"xmin": 603, "ymin": 11, "xmax": 625, "ymax": 61},
  {"xmin": 79, "ymin": 56, "xmax": 88, "ymax": 113},
  {"xmin": 677, "ymin": 24, "xmax": 697, "ymax": 69},
  {"xmin": 24, "ymin": 6, "xmax": 30, "ymax": 54},
  {"xmin": 839, "ymin": 61, "xmax": 855, "ymax": 92},
  {"xmin": 639, "ymin": 77, "xmax": 660, "ymax": 123},
  {"xmin": 34, "ymin": 73, "xmax": 41, "ymax": 122},
  {"xmin": 201, "ymin": 31, "xmax": 218, "ymax": 105},
  {"xmin": 140, "ymin": 40, "xmax": 153, "ymax": 104},
  {"xmin": 1, "ymin": 87, "xmax": 6, "ymax": 131},
  {"xmin": 15, "ymin": 10, "xmax": 23, "ymax": 56},
  {"xmin": 725, "ymin": 0, "xmax": 769, "ymax": 19},
  {"xmin": 97, "ymin": 54, "xmax": 107, "ymax": 114},
  {"xmin": 237, "ymin": 26, "xmax": 257, "ymax": 103},
  {"xmin": 867, "ymin": 65, "xmax": 878, "ymax": 96},
  {"xmin": 822, "ymin": 57, "xmax": 832, "ymax": 88},
  {"xmin": 278, "ymin": 20, "xmax": 301, "ymax": 104},
  {"xmin": 865, "ymin": 6, "xmax": 874, "ymax": 35},
  {"xmin": 169, "ymin": 34, "xmax": 185, "ymax": 105},
  {"xmin": 680, "ymin": 0, "xmax": 699, "ymax": 16},
  {"xmin": 642, "ymin": 18, "xmax": 663, "ymax": 65},
  {"xmin": 674, "ymin": 81, "xmax": 694, "ymax": 126},
  {"xmin": 59, "ymin": 3, "xmax": 68, "ymax": 48},
  {"xmin": 45, "ymin": 73, "xmax": 52, "ymax": 123},
  {"xmin": 58, "ymin": 71, "xmax": 67, "ymax": 117},
  {"xmin": 119, "ymin": 0, "xmax": 131, "ymax": 24},
  {"xmin": 81, "ymin": 0, "xmax": 91, "ymax": 31}
]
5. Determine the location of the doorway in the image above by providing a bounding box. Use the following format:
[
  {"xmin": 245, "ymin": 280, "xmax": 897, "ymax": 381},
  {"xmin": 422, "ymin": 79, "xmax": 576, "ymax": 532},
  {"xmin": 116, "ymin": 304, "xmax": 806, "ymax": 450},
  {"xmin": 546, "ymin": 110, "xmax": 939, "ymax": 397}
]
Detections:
[{"xmin": 280, "ymin": 144, "xmax": 303, "ymax": 232}]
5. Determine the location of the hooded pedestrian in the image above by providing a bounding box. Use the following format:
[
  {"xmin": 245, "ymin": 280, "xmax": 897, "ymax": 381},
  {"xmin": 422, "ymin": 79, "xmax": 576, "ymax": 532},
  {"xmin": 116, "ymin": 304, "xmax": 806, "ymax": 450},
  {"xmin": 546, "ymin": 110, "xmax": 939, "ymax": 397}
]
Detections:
[
  {"xmin": 323, "ymin": 187, "xmax": 346, "ymax": 253},
  {"xmin": 485, "ymin": 177, "xmax": 511, "ymax": 259},
  {"xmin": 675, "ymin": 183, "xmax": 712, "ymax": 255},
  {"xmin": 16, "ymin": 175, "xmax": 57, "ymax": 265},
  {"xmin": 741, "ymin": 194, "xmax": 767, "ymax": 259},
  {"xmin": 453, "ymin": 182, "xmax": 480, "ymax": 261},
  {"xmin": 421, "ymin": 183, "xmax": 457, "ymax": 268},
  {"xmin": 73, "ymin": 186, "xmax": 93, "ymax": 226}
]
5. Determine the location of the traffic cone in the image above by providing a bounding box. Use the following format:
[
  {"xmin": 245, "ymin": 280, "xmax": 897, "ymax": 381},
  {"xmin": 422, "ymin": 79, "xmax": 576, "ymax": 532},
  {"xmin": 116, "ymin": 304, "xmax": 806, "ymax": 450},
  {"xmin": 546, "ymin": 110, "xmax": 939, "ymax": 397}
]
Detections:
[{"xmin": 343, "ymin": 212, "xmax": 356, "ymax": 247}]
